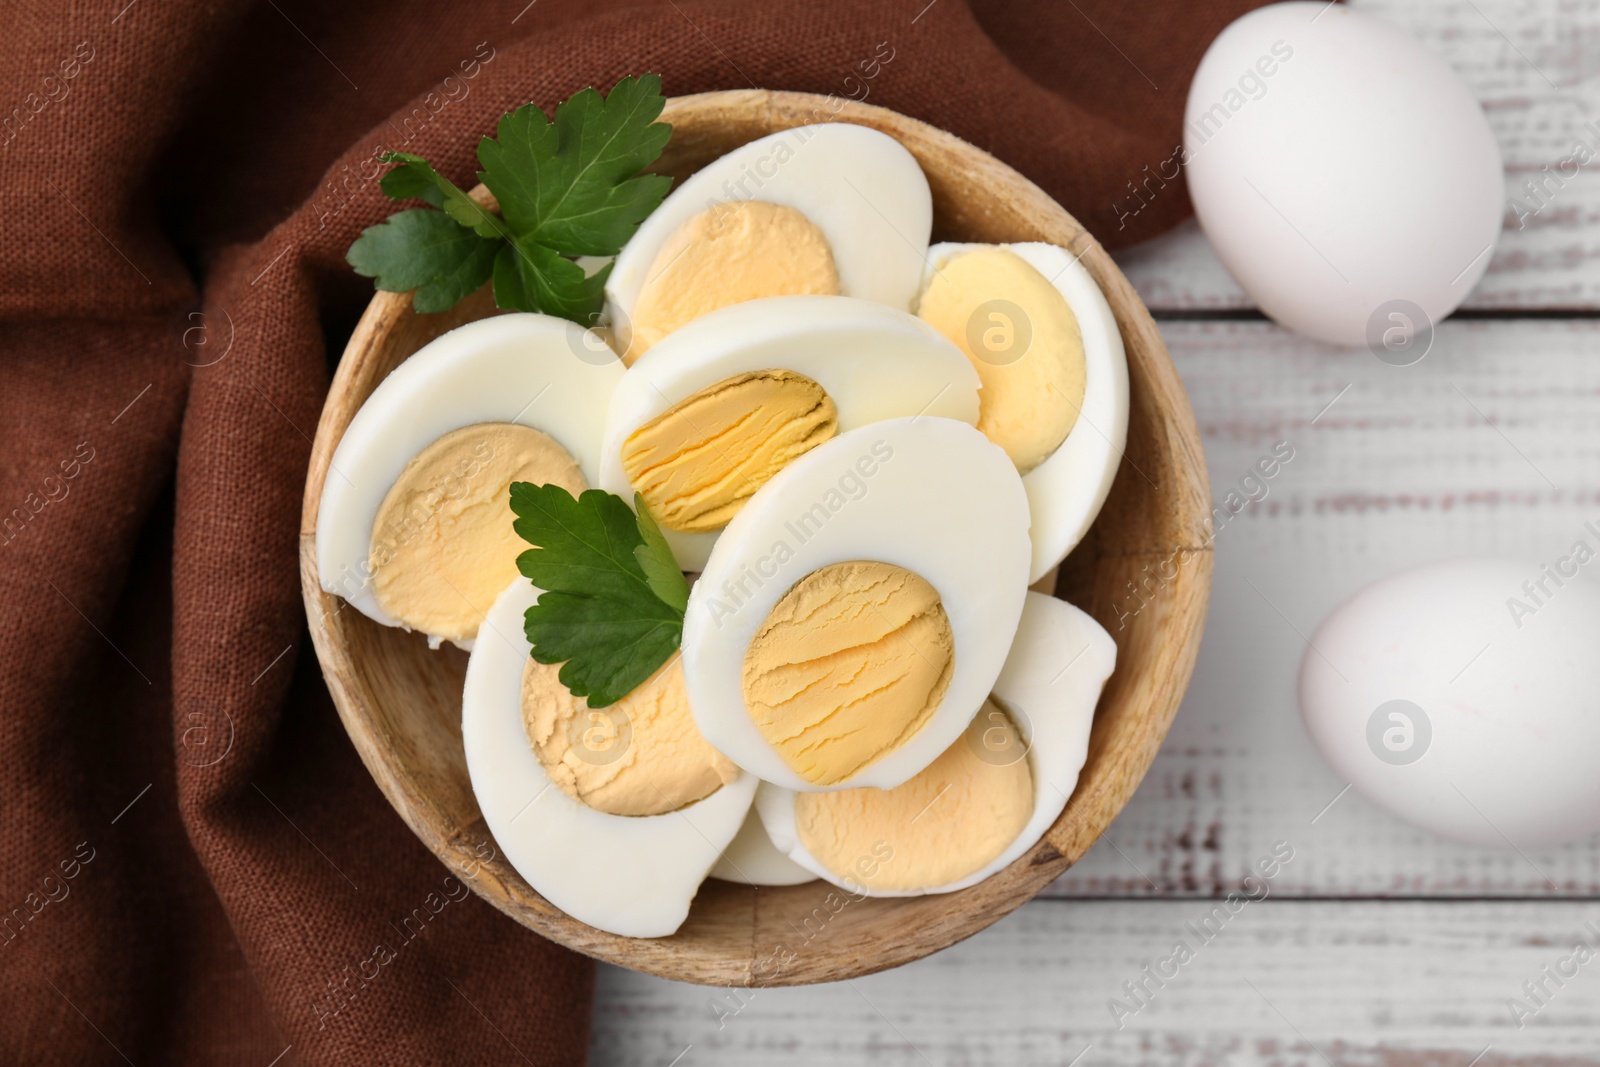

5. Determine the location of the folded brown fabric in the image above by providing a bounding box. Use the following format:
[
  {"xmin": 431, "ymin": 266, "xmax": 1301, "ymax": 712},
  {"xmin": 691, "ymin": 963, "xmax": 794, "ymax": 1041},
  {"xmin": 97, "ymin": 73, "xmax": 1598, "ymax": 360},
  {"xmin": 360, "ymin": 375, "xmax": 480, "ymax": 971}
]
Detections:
[{"xmin": 0, "ymin": 0, "xmax": 1261, "ymax": 1062}]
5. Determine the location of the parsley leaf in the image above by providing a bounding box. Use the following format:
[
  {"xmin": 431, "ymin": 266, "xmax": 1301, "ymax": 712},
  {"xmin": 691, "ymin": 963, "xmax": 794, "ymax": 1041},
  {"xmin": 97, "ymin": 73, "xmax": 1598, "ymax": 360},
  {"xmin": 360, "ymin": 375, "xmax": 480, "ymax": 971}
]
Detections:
[
  {"xmin": 346, "ymin": 75, "xmax": 672, "ymax": 324},
  {"xmin": 492, "ymin": 238, "xmax": 610, "ymax": 325},
  {"xmin": 632, "ymin": 493, "xmax": 689, "ymax": 613},
  {"xmin": 378, "ymin": 162, "xmax": 446, "ymax": 208},
  {"xmin": 511, "ymin": 483, "xmax": 685, "ymax": 708},
  {"xmin": 477, "ymin": 75, "xmax": 673, "ymax": 256},
  {"xmin": 347, "ymin": 210, "xmax": 499, "ymax": 314},
  {"xmin": 378, "ymin": 152, "xmax": 507, "ymax": 238}
]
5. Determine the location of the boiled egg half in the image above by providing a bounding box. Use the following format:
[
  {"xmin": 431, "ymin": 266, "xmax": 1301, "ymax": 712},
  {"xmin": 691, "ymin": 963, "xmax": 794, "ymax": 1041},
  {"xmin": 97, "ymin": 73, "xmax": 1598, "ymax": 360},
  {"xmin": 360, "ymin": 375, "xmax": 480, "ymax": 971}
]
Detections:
[
  {"xmin": 756, "ymin": 592, "xmax": 1116, "ymax": 895},
  {"xmin": 598, "ymin": 295, "xmax": 980, "ymax": 571},
  {"xmin": 915, "ymin": 242, "xmax": 1129, "ymax": 581},
  {"xmin": 681, "ymin": 417, "xmax": 1032, "ymax": 793},
  {"xmin": 316, "ymin": 314, "xmax": 622, "ymax": 649},
  {"xmin": 604, "ymin": 123, "xmax": 932, "ymax": 360},
  {"xmin": 463, "ymin": 578, "xmax": 757, "ymax": 938}
]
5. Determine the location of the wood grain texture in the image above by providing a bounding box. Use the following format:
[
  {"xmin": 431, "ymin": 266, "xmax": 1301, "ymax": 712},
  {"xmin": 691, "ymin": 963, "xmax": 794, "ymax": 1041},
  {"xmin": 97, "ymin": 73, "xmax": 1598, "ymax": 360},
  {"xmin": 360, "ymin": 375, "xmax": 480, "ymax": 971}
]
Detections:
[
  {"xmin": 594, "ymin": 898, "xmax": 1600, "ymax": 1065},
  {"xmin": 299, "ymin": 90, "xmax": 1213, "ymax": 985},
  {"xmin": 586, "ymin": 324, "xmax": 1600, "ymax": 1051},
  {"xmin": 1049, "ymin": 318, "xmax": 1600, "ymax": 899},
  {"xmin": 1115, "ymin": 0, "xmax": 1600, "ymax": 312}
]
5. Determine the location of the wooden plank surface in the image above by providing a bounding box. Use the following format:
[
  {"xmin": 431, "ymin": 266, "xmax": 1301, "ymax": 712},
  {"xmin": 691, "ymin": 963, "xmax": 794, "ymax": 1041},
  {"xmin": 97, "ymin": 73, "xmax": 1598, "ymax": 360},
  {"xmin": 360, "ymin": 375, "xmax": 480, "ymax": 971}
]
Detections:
[
  {"xmin": 1048, "ymin": 318, "xmax": 1600, "ymax": 899},
  {"xmin": 594, "ymin": 899, "xmax": 1600, "ymax": 1065},
  {"xmin": 1116, "ymin": 0, "xmax": 1600, "ymax": 312}
]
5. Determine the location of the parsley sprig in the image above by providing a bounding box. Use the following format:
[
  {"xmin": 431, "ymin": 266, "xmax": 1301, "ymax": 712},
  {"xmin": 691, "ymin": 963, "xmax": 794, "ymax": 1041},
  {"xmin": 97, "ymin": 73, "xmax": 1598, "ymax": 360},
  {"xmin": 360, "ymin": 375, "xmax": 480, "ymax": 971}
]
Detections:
[
  {"xmin": 347, "ymin": 74, "xmax": 673, "ymax": 324},
  {"xmin": 511, "ymin": 484, "xmax": 689, "ymax": 707}
]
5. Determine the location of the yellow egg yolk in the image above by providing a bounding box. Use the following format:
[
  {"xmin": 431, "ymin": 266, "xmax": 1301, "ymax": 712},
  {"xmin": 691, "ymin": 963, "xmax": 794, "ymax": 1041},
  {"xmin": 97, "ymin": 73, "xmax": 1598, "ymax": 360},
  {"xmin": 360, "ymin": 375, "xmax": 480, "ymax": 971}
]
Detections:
[
  {"xmin": 522, "ymin": 653, "xmax": 740, "ymax": 817},
  {"xmin": 369, "ymin": 423, "xmax": 585, "ymax": 644},
  {"xmin": 620, "ymin": 369, "xmax": 838, "ymax": 533},
  {"xmin": 794, "ymin": 700, "xmax": 1033, "ymax": 891},
  {"xmin": 620, "ymin": 201, "xmax": 841, "ymax": 362},
  {"xmin": 915, "ymin": 247, "xmax": 1087, "ymax": 472},
  {"xmin": 742, "ymin": 561, "xmax": 954, "ymax": 786}
]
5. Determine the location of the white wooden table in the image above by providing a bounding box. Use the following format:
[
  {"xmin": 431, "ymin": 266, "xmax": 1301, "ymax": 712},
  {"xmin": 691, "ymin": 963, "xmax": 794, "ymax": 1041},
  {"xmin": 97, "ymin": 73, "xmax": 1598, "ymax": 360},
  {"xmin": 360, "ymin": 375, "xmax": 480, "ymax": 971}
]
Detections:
[{"xmin": 592, "ymin": 2, "xmax": 1600, "ymax": 1061}]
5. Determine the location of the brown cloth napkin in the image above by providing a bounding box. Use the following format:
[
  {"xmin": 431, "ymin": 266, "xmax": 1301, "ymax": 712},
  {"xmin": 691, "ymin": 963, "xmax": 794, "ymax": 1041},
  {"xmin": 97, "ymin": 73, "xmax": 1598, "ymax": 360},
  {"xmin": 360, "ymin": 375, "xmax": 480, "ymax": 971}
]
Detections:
[{"xmin": 0, "ymin": 0, "xmax": 1261, "ymax": 1062}]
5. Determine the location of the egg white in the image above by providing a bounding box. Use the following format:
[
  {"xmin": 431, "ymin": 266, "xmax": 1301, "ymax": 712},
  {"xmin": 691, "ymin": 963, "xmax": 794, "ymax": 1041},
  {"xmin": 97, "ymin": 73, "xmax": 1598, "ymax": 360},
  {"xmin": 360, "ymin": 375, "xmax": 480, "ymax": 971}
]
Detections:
[
  {"xmin": 463, "ymin": 579, "xmax": 757, "ymax": 939},
  {"xmin": 756, "ymin": 591, "xmax": 1116, "ymax": 896},
  {"xmin": 599, "ymin": 295, "xmax": 981, "ymax": 570},
  {"xmin": 922, "ymin": 242, "xmax": 1129, "ymax": 582},
  {"xmin": 681, "ymin": 417, "xmax": 1032, "ymax": 792},
  {"xmin": 708, "ymin": 801, "xmax": 817, "ymax": 886},
  {"xmin": 604, "ymin": 123, "xmax": 932, "ymax": 332},
  {"xmin": 315, "ymin": 313, "xmax": 623, "ymax": 648}
]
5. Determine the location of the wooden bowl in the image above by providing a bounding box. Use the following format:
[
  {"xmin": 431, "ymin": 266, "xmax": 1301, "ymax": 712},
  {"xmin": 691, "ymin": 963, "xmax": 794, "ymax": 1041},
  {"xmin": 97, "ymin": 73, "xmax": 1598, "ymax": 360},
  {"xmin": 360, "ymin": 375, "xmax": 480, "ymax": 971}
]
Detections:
[{"xmin": 300, "ymin": 90, "xmax": 1213, "ymax": 985}]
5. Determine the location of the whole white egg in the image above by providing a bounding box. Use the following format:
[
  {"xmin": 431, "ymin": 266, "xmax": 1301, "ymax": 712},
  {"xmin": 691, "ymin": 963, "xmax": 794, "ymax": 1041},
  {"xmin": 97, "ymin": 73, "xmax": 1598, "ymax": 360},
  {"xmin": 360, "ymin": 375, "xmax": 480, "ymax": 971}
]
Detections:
[
  {"xmin": 1184, "ymin": 2, "xmax": 1502, "ymax": 347},
  {"xmin": 1299, "ymin": 558, "xmax": 1600, "ymax": 848}
]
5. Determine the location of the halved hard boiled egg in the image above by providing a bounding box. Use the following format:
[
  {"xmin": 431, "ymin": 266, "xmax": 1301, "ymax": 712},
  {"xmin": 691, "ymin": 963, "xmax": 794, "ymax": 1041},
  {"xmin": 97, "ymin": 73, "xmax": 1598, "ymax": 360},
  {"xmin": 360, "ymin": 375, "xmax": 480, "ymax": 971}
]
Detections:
[
  {"xmin": 604, "ymin": 124, "xmax": 932, "ymax": 361},
  {"xmin": 709, "ymin": 805, "xmax": 816, "ymax": 886},
  {"xmin": 681, "ymin": 417, "xmax": 1031, "ymax": 793},
  {"xmin": 598, "ymin": 295, "xmax": 979, "ymax": 571},
  {"xmin": 464, "ymin": 578, "xmax": 757, "ymax": 938},
  {"xmin": 755, "ymin": 591, "xmax": 1116, "ymax": 896},
  {"xmin": 315, "ymin": 314, "xmax": 622, "ymax": 649},
  {"xmin": 914, "ymin": 242, "xmax": 1129, "ymax": 582}
]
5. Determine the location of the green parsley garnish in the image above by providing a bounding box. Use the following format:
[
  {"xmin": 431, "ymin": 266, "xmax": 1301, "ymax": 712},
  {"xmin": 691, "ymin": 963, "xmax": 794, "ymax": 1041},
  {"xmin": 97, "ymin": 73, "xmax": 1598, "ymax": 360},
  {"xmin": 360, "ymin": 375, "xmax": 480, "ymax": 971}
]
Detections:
[
  {"xmin": 511, "ymin": 483, "xmax": 688, "ymax": 707},
  {"xmin": 347, "ymin": 74, "xmax": 673, "ymax": 324}
]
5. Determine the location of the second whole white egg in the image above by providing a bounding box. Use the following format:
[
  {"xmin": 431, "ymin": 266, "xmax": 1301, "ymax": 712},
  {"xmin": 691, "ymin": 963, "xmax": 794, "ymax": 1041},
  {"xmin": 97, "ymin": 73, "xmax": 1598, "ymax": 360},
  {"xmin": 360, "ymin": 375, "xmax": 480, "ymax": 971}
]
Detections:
[
  {"xmin": 1184, "ymin": 2, "xmax": 1503, "ymax": 347},
  {"xmin": 1298, "ymin": 558, "xmax": 1600, "ymax": 848}
]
